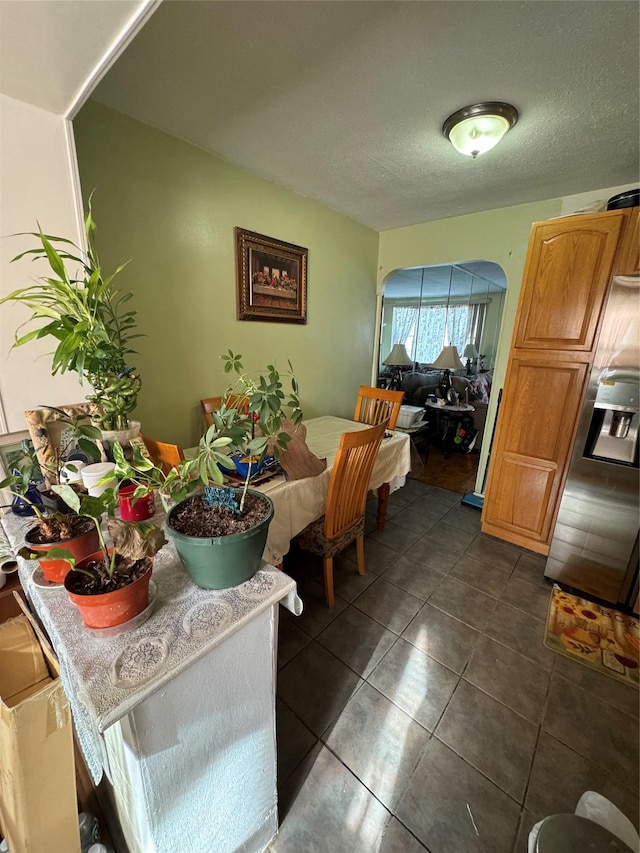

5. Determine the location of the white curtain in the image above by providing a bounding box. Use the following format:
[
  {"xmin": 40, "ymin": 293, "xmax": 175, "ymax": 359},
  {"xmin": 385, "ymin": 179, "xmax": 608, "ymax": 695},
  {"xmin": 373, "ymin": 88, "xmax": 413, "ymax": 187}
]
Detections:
[
  {"xmin": 390, "ymin": 307, "xmax": 416, "ymax": 354},
  {"xmin": 414, "ymin": 306, "xmax": 447, "ymax": 363},
  {"xmin": 445, "ymin": 305, "xmax": 469, "ymax": 354},
  {"xmin": 392, "ymin": 302, "xmax": 486, "ymax": 365}
]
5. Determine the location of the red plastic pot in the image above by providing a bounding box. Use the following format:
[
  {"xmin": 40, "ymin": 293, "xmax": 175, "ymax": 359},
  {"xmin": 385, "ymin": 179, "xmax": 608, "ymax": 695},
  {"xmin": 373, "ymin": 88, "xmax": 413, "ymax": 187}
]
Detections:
[
  {"xmin": 118, "ymin": 483, "xmax": 156, "ymax": 521},
  {"xmin": 25, "ymin": 521, "xmax": 101, "ymax": 584},
  {"xmin": 64, "ymin": 551, "xmax": 153, "ymax": 629}
]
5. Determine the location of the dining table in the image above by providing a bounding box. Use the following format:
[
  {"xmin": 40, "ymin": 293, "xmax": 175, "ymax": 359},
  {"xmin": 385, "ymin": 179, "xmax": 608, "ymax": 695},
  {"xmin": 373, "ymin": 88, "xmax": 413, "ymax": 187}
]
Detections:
[{"xmin": 250, "ymin": 415, "xmax": 411, "ymax": 566}]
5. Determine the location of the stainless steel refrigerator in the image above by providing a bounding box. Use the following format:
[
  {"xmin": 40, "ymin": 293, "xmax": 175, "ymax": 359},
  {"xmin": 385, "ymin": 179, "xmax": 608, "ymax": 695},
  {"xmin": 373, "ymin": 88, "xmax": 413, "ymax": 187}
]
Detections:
[{"xmin": 545, "ymin": 275, "xmax": 639, "ymax": 613}]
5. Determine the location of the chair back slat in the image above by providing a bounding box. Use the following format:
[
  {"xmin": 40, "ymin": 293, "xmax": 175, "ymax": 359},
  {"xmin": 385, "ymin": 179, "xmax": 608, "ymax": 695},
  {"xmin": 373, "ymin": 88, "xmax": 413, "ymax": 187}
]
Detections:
[
  {"xmin": 325, "ymin": 421, "xmax": 386, "ymax": 540},
  {"xmin": 201, "ymin": 395, "xmax": 249, "ymax": 428},
  {"xmin": 141, "ymin": 435, "xmax": 185, "ymax": 476},
  {"xmin": 353, "ymin": 386, "xmax": 404, "ymax": 430}
]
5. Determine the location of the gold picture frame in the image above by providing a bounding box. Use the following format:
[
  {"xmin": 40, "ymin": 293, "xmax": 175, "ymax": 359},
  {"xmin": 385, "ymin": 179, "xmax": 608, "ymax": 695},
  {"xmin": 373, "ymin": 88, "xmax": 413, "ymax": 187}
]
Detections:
[{"xmin": 235, "ymin": 227, "xmax": 308, "ymax": 324}]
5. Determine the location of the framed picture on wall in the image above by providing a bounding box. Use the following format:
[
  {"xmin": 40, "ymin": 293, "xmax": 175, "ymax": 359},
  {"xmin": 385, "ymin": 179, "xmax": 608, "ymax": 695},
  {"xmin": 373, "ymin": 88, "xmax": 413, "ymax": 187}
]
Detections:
[{"xmin": 235, "ymin": 228, "xmax": 308, "ymax": 324}]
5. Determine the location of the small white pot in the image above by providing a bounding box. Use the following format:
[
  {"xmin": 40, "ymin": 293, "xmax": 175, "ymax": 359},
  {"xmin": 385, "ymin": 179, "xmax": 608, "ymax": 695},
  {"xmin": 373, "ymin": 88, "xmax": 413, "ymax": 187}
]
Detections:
[{"xmin": 81, "ymin": 462, "xmax": 117, "ymax": 497}]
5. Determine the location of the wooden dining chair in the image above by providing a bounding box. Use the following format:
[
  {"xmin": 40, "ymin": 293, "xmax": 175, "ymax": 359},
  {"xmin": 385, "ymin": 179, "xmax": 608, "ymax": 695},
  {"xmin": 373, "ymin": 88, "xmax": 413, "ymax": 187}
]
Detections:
[
  {"xmin": 293, "ymin": 421, "xmax": 386, "ymax": 607},
  {"xmin": 200, "ymin": 395, "xmax": 249, "ymax": 428},
  {"xmin": 141, "ymin": 434, "xmax": 185, "ymax": 475},
  {"xmin": 353, "ymin": 386, "xmax": 404, "ymax": 431}
]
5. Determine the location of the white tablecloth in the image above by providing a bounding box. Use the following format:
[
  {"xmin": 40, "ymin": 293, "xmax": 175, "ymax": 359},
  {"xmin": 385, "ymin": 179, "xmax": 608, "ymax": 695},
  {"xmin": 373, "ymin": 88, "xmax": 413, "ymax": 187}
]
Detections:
[
  {"xmin": 1, "ymin": 418, "xmax": 408, "ymax": 783},
  {"xmin": 2, "ymin": 510, "xmax": 300, "ymax": 784},
  {"xmin": 257, "ymin": 416, "xmax": 411, "ymax": 565}
]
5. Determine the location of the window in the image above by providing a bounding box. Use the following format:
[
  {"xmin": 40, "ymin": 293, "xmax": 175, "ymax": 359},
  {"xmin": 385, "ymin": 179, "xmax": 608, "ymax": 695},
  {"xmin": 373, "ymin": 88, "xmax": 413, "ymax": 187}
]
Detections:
[
  {"xmin": 379, "ymin": 262, "xmax": 507, "ymax": 375},
  {"xmin": 391, "ymin": 302, "xmax": 486, "ymax": 364}
]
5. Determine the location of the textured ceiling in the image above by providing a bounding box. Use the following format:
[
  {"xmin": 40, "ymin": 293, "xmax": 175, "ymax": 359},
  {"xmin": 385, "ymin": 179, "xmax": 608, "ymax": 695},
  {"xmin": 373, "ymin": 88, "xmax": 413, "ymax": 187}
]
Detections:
[
  {"xmin": 89, "ymin": 0, "xmax": 640, "ymax": 231},
  {"xmin": 2, "ymin": 1, "xmax": 637, "ymax": 232}
]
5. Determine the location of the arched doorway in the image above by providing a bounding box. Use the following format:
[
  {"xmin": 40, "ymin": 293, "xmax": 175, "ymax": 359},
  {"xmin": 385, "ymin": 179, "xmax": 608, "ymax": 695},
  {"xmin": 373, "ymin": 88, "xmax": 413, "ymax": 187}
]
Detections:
[{"xmin": 379, "ymin": 260, "xmax": 507, "ymax": 493}]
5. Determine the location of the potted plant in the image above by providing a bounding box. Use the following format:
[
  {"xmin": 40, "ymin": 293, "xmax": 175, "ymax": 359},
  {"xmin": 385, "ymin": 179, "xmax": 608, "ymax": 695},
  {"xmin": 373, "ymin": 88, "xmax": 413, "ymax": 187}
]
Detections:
[
  {"xmin": 2, "ymin": 439, "xmax": 44, "ymax": 516},
  {"xmin": 52, "ymin": 485, "xmax": 166, "ymax": 629},
  {"xmin": 106, "ymin": 439, "xmax": 200, "ymax": 518},
  {"xmin": 1, "ymin": 193, "xmax": 143, "ymax": 439},
  {"xmin": 0, "ymin": 470, "xmax": 102, "ymax": 584},
  {"xmin": 165, "ymin": 352, "xmax": 303, "ymax": 589}
]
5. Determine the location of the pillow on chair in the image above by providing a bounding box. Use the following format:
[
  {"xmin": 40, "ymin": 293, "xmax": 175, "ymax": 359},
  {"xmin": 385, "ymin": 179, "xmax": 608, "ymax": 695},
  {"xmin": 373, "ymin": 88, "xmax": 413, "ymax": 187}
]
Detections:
[{"xmin": 295, "ymin": 516, "xmax": 365, "ymax": 558}]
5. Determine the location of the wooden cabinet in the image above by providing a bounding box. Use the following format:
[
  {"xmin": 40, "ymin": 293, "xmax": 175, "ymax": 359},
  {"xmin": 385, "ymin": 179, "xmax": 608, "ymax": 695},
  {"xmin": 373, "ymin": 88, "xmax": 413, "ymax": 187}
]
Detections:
[
  {"xmin": 483, "ymin": 354, "xmax": 589, "ymax": 550},
  {"xmin": 482, "ymin": 209, "xmax": 630, "ymax": 554}
]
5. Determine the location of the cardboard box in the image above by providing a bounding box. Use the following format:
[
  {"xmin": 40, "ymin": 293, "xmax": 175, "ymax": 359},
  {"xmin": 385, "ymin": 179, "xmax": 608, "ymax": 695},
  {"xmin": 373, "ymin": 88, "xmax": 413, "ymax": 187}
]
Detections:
[{"xmin": 0, "ymin": 609, "xmax": 80, "ymax": 853}]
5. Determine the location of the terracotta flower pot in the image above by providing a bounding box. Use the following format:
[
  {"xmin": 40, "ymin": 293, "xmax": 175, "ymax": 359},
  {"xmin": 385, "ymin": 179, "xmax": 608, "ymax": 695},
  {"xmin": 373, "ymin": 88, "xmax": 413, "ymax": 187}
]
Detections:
[
  {"xmin": 25, "ymin": 521, "xmax": 101, "ymax": 584},
  {"xmin": 118, "ymin": 483, "xmax": 156, "ymax": 521},
  {"xmin": 64, "ymin": 551, "xmax": 153, "ymax": 629}
]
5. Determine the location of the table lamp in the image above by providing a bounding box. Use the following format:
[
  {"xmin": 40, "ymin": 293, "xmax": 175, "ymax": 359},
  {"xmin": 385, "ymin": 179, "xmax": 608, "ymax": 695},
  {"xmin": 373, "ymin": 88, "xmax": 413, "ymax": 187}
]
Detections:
[
  {"xmin": 463, "ymin": 344, "xmax": 479, "ymax": 376},
  {"xmin": 432, "ymin": 345, "xmax": 463, "ymax": 398},
  {"xmin": 383, "ymin": 343, "xmax": 413, "ymax": 389}
]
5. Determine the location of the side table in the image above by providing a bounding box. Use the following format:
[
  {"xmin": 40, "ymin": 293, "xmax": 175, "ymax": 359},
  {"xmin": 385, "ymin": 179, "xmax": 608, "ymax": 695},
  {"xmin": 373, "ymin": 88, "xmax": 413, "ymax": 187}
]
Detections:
[{"xmin": 424, "ymin": 402, "xmax": 475, "ymax": 458}]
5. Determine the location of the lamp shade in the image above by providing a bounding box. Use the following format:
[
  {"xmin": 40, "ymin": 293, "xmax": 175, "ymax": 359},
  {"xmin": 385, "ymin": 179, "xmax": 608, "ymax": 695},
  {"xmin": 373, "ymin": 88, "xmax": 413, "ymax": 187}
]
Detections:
[
  {"xmin": 443, "ymin": 102, "xmax": 518, "ymax": 158},
  {"xmin": 464, "ymin": 344, "xmax": 479, "ymax": 359},
  {"xmin": 383, "ymin": 343, "xmax": 413, "ymax": 367},
  {"xmin": 432, "ymin": 346, "xmax": 463, "ymax": 371}
]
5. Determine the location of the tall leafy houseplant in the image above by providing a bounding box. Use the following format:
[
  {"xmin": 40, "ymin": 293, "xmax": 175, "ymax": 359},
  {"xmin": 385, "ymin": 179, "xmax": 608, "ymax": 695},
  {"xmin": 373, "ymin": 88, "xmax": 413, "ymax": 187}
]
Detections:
[
  {"xmin": 165, "ymin": 352, "xmax": 303, "ymax": 589},
  {"xmin": 203, "ymin": 350, "xmax": 303, "ymax": 508},
  {"xmin": 2, "ymin": 194, "xmax": 142, "ymax": 430}
]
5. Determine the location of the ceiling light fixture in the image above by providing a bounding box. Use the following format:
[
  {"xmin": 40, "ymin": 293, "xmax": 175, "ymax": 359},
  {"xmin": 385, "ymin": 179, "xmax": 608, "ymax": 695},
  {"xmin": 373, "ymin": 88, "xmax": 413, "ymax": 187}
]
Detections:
[{"xmin": 443, "ymin": 102, "xmax": 518, "ymax": 158}]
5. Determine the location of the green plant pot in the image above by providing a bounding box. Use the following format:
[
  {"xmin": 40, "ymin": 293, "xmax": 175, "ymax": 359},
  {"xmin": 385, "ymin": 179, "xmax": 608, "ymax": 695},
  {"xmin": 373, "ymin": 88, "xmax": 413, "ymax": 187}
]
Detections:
[{"xmin": 166, "ymin": 491, "xmax": 274, "ymax": 589}]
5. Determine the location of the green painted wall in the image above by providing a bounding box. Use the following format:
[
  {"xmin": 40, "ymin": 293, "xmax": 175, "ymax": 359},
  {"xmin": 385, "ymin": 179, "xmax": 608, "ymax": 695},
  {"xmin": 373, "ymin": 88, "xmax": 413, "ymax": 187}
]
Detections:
[
  {"xmin": 73, "ymin": 101, "xmax": 613, "ymax": 494},
  {"xmin": 73, "ymin": 101, "xmax": 379, "ymax": 447},
  {"xmin": 377, "ymin": 199, "xmax": 563, "ymax": 489}
]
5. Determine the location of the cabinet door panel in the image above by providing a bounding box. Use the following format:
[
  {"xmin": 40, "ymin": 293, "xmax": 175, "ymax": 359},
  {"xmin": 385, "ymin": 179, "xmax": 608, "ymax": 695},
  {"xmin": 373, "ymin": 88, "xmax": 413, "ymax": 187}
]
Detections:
[
  {"xmin": 482, "ymin": 355, "xmax": 589, "ymax": 551},
  {"xmin": 515, "ymin": 215, "xmax": 622, "ymax": 350},
  {"xmin": 483, "ymin": 453, "xmax": 556, "ymax": 542},
  {"xmin": 497, "ymin": 356, "xmax": 589, "ymax": 462}
]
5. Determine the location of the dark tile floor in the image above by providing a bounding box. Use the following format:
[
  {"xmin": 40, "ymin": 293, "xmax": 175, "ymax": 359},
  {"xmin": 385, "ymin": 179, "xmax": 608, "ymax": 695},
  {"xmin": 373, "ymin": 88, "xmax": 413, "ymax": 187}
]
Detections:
[{"xmin": 271, "ymin": 479, "xmax": 640, "ymax": 853}]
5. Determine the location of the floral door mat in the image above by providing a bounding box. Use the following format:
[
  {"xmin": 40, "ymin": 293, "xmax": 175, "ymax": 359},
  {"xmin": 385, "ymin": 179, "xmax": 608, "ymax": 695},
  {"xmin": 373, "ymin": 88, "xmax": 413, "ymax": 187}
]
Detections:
[{"xmin": 545, "ymin": 587, "xmax": 639, "ymax": 688}]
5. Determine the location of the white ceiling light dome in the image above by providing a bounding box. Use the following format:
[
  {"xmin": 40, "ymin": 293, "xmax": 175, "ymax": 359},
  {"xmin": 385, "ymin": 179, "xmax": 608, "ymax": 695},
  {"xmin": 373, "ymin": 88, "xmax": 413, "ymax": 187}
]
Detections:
[{"xmin": 443, "ymin": 102, "xmax": 519, "ymax": 158}]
